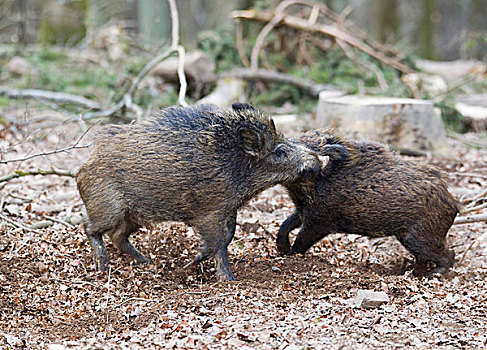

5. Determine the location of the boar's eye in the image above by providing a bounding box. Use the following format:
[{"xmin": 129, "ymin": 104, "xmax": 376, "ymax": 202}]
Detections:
[{"xmin": 275, "ymin": 146, "xmax": 286, "ymax": 158}]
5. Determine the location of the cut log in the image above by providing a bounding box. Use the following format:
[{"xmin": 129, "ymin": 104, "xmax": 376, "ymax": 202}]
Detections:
[
  {"xmin": 315, "ymin": 93, "xmax": 449, "ymax": 156},
  {"xmin": 416, "ymin": 59, "xmax": 486, "ymax": 82},
  {"xmin": 455, "ymin": 94, "xmax": 487, "ymax": 132}
]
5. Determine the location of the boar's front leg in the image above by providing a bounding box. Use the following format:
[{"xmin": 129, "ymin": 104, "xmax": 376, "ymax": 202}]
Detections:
[
  {"xmin": 213, "ymin": 215, "xmax": 237, "ymax": 281},
  {"xmin": 291, "ymin": 221, "xmax": 329, "ymax": 255},
  {"xmin": 189, "ymin": 213, "xmax": 237, "ymax": 281},
  {"xmin": 276, "ymin": 211, "xmax": 302, "ymax": 255}
]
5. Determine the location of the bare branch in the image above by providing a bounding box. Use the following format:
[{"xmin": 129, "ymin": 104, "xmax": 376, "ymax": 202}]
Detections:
[
  {"xmin": 85, "ymin": 0, "xmax": 187, "ymax": 120},
  {"xmin": 454, "ymin": 213, "xmax": 487, "ymax": 225},
  {"xmin": 451, "ymin": 172, "xmax": 487, "ymax": 179},
  {"xmin": 0, "ymin": 167, "xmax": 75, "ymax": 184},
  {"xmin": 0, "ymin": 213, "xmax": 44, "ymax": 235},
  {"xmin": 235, "ymin": 20, "xmax": 250, "ymax": 67},
  {"xmin": 219, "ymin": 68, "xmax": 340, "ymax": 96},
  {"xmin": 175, "ymin": 46, "xmax": 189, "ymax": 107},
  {"xmin": 0, "ymin": 87, "xmax": 101, "ymax": 110},
  {"xmin": 0, "ymin": 144, "xmax": 90, "ymax": 164},
  {"xmin": 1, "ymin": 122, "xmax": 94, "ymax": 164},
  {"xmin": 168, "ymin": 0, "xmax": 179, "ymax": 48},
  {"xmin": 461, "ymin": 202, "xmax": 487, "ymax": 215},
  {"xmin": 43, "ymin": 215, "xmax": 76, "ymax": 228},
  {"xmin": 232, "ymin": 8, "xmax": 412, "ymax": 74}
]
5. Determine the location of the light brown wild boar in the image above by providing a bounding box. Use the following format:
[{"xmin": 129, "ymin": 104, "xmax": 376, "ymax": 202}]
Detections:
[{"xmin": 76, "ymin": 103, "xmax": 324, "ymax": 281}]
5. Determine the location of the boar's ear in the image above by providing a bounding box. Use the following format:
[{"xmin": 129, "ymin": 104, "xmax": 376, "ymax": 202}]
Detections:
[
  {"xmin": 240, "ymin": 127, "xmax": 264, "ymax": 156},
  {"xmin": 269, "ymin": 117, "xmax": 276, "ymax": 133},
  {"xmin": 232, "ymin": 102, "xmax": 255, "ymax": 112},
  {"xmin": 320, "ymin": 144, "xmax": 349, "ymax": 162}
]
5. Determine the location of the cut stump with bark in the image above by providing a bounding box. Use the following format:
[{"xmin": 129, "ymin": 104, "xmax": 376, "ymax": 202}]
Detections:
[{"xmin": 315, "ymin": 93, "xmax": 450, "ymax": 156}]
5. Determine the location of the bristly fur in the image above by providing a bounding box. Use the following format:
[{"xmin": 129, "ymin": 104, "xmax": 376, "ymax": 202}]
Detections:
[
  {"xmin": 76, "ymin": 104, "xmax": 321, "ymax": 281},
  {"xmin": 277, "ymin": 128, "xmax": 460, "ymax": 276}
]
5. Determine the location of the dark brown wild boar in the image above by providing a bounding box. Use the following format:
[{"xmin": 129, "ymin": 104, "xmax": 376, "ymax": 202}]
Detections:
[
  {"xmin": 76, "ymin": 103, "xmax": 323, "ymax": 281},
  {"xmin": 277, "ymin": 128, "xmax": 460, "ymax": 276}
]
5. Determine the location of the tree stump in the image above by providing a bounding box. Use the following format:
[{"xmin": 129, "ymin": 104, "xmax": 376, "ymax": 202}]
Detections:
[
  {"xmin": 455, "ymin": 94, "xmax": 487, "ymax": 132},
  {"xmin": 315, "ymin": 93, "xmax": 449, "ymax": 156}
]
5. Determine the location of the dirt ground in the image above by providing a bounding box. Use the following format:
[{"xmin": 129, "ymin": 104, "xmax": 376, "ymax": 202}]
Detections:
[{"xmin": 1, "ymin": 113, "xmax": 486, "ymax": 349}]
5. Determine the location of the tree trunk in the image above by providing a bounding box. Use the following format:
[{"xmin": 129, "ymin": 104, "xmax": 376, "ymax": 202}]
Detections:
[{"xmin": 137, "ymin": 0, "xmax": 170, "ymax": 46}]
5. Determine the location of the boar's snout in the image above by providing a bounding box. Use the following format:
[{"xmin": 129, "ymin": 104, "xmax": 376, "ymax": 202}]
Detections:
[{"xmin": 296, "ymin": 145, "xmax": 326, "ymax": 180}]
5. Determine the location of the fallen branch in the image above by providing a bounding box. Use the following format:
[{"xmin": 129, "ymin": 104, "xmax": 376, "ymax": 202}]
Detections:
[
  {"xmin": 43, "ymin": 215, "xmax": 75, "ymax": 229},
  {"xmin": 232, "ymin": 9, "xmax": 412, "ymax": 74},
  {"xmin": 0, "ymin": 213, "xmax": 43, "ymax": 235},
  {"xmin": 461, "ymin": 202, "xmax": 487, "ymax": 215},
  {"xmin": 0, "ymin": 87, "xmax": 101, "ymax": 110},
  {"xmin": 219, "ymin": 68, "xmax": 340, "ymax": 96},
  {"xmin": 0, "ymin": 167, "xmax": 75, "ymax": 184},
  {"xmin": 112, "ymin": 290, "xmax": 211, "ymax": 309},
  {"xmin": 451, "ymin": 172, "xmax": 487, "ymax": 179},
  {"xmin": 454, "ymin": 213, "xmax": 487, "ymax": 225}
]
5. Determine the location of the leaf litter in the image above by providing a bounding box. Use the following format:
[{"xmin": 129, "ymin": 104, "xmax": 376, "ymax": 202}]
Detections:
[{"xmin": 0, "ymin": 113, "xmax": 486, "ymax": 349}]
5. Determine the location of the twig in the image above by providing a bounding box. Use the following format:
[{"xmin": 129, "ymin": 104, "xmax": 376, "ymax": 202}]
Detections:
[
  {"xmin": 219, "ymin": 68, "xmax": 340, "ymax": 96},
  {"xmin": 196, "ymin": 292, "xmax": 236, "ymax": 303},
  {"xmin": 104, "ymin": 266, "xmax": 112, "ymax": 334},
  {"xmin": 336, "ymin": 39, "xmax": 388, "ymax": 90},
  {"xmin": 0, "ymin": 144, "xmax": 90, "ymax": 164},
  {"xmin": 175, "ymin": 45, "xmax": 189, "ymax": 107},
  {"xmin": 235, "ymin": 20, "xmax": 250, "ymax": 67},
  {"xmin": 43, "ymin": 215, "xmax": 75, "ymax": 229},
  {"xmin": 112, "ymin": 297, "xmax": 157, "ymax": 308},
  {"xmin": 462, "ymin": 202, "xmax": 487, "ymax": 214},
  {"xmin": 451, "ymin": 172, "xmax": 487, "ymax": 179},
  {"xmin": 0, "ymin": 167, "xmax": 75, "ymax": 184},
  {"xmin": 0, "ymin": 121, "xmax": 94, "ymax": 164},
  {"xmin": 0, "ymin": 87, "xmax": 101, "ymax": 110},
  {"xmin": 454, "ymin": 213, "xmax": 487, "ymax": 225},
  {"xmin": 250, "ymin": 0, "xmax": 306, "ymax": 70},
  {"xmin": 0, "ymin": 213, "xmax": 43, "ymax": 235},
  {"xmin": 122, "ymin": 0, "xmax": 187, "ymax": 109},
  {"xmin": 458, "ymin": 240, "xmax": 478, "ymax": 265},
  {"xmin": 447, "ymin": 132, "xmax": 487, "ymax": 149}
]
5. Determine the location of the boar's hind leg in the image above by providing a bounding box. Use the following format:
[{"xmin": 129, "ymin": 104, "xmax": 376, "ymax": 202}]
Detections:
[
  {"xmin": 108, "ymin": 220, "xmax": 150, "ymax": 264},
  {"xmin": 399, "ymin": 226, "xmax": 455, "ymax": 277},
  {"xmin": 84, "ymin": 219, "xmax": 110, "ymax": 272},
  {"xmin": 276, "ymin": 211, "xmax": 302, "ymax": 255}
]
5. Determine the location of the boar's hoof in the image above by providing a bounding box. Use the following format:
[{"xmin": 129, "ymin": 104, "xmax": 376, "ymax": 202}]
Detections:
[
  {"xmin": 216, "ymin": 270, "xmax": 237, "ymax": 282},
  {"xmin": 95, "ymin": 255, "xmax": 111, "ymax": 272},
  {"xmin": 276, "ymin": 240, "xmax": 292, "ymax": 256}
]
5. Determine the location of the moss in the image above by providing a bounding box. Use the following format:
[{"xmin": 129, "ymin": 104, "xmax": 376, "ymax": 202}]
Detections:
[{"xmin": 37, "ymin": 0, "xmax": 87, "ymax": 46}]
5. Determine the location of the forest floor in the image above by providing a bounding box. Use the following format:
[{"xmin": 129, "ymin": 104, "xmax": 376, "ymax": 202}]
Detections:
[{"xmin": 1, "ymin": 110, "xmax": 486, "ymax": 349}]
